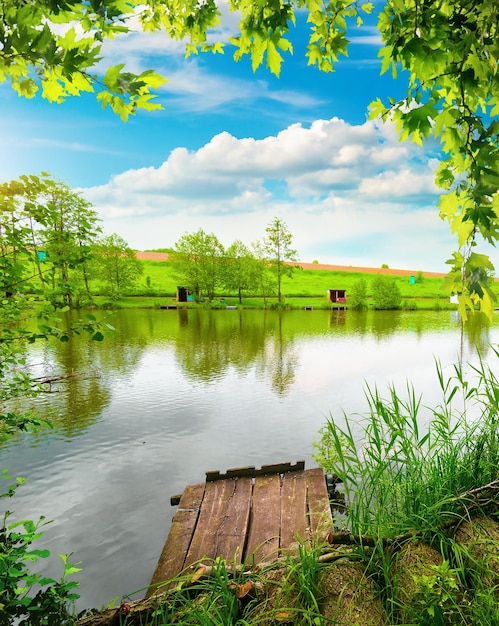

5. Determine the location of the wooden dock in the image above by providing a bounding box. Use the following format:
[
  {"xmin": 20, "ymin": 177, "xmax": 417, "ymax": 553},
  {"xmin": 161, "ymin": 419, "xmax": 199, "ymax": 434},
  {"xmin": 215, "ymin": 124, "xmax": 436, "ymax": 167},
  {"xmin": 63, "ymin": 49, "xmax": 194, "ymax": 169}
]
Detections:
[{"xmin": 148, "ymin": 461, "xmax": 333, "ymax": 593}]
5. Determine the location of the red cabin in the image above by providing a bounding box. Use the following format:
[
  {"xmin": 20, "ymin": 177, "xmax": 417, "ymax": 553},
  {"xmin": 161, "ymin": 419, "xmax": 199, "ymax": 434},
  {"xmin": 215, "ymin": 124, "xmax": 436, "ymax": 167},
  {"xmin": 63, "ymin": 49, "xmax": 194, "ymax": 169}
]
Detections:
[{"xmin": 327, "ymin": 289, "xmax": 347, "ymax": 303}]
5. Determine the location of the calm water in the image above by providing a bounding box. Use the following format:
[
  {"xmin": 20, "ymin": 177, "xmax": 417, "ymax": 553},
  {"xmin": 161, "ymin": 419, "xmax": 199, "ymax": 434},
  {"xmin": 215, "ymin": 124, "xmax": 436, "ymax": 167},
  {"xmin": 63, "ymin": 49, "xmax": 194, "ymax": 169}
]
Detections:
[{"xmin": 2, "ymin": 309, "xmax": 499, "ymax": 612}]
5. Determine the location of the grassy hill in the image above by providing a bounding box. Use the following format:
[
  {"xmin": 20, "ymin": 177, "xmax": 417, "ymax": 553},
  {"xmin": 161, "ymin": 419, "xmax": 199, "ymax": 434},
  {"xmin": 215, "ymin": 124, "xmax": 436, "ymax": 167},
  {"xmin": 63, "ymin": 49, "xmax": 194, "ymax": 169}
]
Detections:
[{"xmin": 121, "ymin": 258, "xmax": 466, "ymax": 311}]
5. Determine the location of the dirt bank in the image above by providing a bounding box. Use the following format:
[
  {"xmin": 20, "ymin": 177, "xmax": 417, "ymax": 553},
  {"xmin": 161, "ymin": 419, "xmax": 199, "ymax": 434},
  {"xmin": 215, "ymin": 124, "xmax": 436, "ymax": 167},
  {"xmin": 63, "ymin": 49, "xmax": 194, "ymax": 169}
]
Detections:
[{"xmin": 134, "ymin": 251, "xmax": 446, "ymax": 279}]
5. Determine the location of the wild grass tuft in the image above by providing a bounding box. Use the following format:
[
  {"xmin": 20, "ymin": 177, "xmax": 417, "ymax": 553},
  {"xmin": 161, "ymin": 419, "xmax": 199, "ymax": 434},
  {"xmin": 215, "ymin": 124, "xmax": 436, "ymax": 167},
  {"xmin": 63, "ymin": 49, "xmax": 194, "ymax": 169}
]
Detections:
[
  {"xmin": 282, "ymin": 539, "xmax": 324, "ymax": 623},
  {"xmin": 313, "ymin": 350, "xmax": 499, "ymax": 539},
  {"xmin": 143, "ymin": 557, "xmax": 255, "ymax": 625}
]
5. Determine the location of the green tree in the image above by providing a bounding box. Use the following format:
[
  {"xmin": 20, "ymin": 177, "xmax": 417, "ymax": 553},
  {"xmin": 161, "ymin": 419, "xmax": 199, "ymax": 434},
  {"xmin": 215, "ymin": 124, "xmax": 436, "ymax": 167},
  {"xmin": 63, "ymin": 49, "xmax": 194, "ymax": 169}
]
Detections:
[
  {"xmin": 261, "ymin": 217, "xmax": 298, "ymax": 303},
  {"xmin": 252, "ymin": 241, "xmax": 275, "ymax": 308},
  {"xmin": 223, "ymin": 240, "xmax": 259, "ymax": 304},
  {"xmin": 38, "ymin": 184, "xmax": 101, "ymax": 309},
  {"xmin": 348, "ymin": 278, "xmax": 368, "ymax": 310},
  {"xmin": 93, "ymin": 234, "xmax": 143, "ymax": 300},
  {"xmin": 6, "ymin": 0, "xmax": 499, "ymax": 316},
  {"xmin": 170, "ymin": 229, "xmax": 225, "ymax": 301},
  {"xmin": 371, "ymin": 275, "xmax": 401, "ymax": 310},
  {"xmin": 0, "ymin": 174, "xmax": 101, "ymax": 308}
]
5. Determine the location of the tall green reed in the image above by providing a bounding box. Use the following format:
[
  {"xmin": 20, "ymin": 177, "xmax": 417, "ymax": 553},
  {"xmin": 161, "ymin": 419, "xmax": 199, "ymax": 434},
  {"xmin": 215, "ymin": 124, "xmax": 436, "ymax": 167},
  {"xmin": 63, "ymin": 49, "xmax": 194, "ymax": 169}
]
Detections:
[{"xmin": 313, "ymin": 350, "xmax": 499, "ymax": 538}]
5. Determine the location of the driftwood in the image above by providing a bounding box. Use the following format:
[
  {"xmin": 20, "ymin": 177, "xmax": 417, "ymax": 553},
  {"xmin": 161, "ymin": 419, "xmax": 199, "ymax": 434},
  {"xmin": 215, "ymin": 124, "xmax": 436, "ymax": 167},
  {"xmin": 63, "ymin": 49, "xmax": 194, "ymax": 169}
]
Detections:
[
  {"xmin": 32, "ymin": 368, "xmax": 101, "ymax": 391},
  {"xmin": 77, "ymin": 595, "xmax": 164, "ymax": 626},
  {"xmin": 447, "ymin": 476, "xmax": 499, "ymax": 504}
]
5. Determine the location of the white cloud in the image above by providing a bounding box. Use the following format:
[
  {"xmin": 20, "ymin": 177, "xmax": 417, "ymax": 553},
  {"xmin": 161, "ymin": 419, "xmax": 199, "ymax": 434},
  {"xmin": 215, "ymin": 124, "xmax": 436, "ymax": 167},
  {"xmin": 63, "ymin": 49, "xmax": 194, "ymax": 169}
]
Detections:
[
  {"xmin": 79, "ymin": 115, "xmax": 466, "ymax": 271},
  {"xmin": 358, "ymin": 168, "xmax": 439, "ymax": 199}
]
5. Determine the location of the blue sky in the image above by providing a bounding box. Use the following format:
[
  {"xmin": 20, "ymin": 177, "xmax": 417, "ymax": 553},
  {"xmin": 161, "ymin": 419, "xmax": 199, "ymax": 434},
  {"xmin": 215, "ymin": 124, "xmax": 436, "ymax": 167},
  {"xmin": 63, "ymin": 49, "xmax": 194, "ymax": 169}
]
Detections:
[{"xmin": 3, "ymin": 4, "xmax": 497, "ymax": 272}]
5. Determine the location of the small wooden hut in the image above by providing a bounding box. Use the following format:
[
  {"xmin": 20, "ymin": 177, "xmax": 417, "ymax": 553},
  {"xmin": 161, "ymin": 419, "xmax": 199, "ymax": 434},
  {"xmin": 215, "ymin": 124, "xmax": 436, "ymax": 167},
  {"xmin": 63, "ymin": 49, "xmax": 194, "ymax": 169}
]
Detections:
[
  {"xmin": 176, "ymin": 286, "xmax": 190, "ymax": 302},
  {"xmin": 327, "ymin": 289, "xmax": 346, "ymax": 304}
]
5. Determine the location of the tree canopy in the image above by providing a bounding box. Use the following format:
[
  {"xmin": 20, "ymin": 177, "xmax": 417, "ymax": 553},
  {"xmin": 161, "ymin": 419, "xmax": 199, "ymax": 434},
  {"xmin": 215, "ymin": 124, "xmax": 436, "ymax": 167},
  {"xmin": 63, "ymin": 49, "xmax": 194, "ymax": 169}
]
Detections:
[
  {"xmin": 3, "ymin": 0, "xmax": 498, "ymax": 316},
  {"xmin": 0, "ymin": 173, "xmax": 102, "ymax": 308},
  {"xmin": 170, "ymin": 229, "xmax": 225, "ymax": 301},
  {"xmin": 93, "ymin": 233, "xmax": 143, "ymax": 300}
]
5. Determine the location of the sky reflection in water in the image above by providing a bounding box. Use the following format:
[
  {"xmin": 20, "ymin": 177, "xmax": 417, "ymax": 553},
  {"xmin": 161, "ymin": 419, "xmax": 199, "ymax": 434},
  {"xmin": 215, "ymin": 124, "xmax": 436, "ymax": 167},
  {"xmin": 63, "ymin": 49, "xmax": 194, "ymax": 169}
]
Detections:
[{"xmin": 2, "ymin": 309, "xmax": 498, "ymax": 612}]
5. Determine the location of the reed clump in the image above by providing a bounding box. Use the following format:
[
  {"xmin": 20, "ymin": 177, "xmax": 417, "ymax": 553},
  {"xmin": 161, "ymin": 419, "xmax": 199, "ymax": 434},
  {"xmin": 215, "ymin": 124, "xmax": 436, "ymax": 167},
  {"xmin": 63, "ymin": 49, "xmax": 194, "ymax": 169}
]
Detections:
[{"xmin": 313, "ymin": 349, "xmax": 499, "ymax": 623}]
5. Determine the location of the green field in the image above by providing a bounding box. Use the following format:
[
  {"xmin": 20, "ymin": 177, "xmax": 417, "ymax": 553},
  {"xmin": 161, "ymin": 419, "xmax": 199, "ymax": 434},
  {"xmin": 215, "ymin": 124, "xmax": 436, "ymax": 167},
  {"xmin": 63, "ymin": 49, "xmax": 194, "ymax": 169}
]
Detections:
[{"xmin": 115, "ymin": 260, "xmax": 482, "ymax": 311}]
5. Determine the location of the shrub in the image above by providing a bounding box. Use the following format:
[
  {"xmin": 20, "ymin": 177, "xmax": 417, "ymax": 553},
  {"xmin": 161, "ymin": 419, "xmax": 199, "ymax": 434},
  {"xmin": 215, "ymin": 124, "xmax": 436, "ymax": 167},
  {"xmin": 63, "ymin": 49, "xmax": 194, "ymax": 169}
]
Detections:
[
  {"xmin": 371, "ymin": 275, "xmax": 401, "ymax": 310},
  {"xmin": 348, "ymin": 278, "xmax": 368, "ymax": 310}
]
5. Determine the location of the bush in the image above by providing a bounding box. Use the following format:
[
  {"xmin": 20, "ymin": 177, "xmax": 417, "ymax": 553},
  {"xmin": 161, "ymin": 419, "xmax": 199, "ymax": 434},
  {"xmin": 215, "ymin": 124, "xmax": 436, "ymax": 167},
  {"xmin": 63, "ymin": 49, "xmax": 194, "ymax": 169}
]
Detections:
[
  {"xmin": 348, "ymin": 278, "xmax": 368, "ymax": 310},
  {"xmin": 371, "ymin": 275, "xmax": 401, "ymax": 310}
]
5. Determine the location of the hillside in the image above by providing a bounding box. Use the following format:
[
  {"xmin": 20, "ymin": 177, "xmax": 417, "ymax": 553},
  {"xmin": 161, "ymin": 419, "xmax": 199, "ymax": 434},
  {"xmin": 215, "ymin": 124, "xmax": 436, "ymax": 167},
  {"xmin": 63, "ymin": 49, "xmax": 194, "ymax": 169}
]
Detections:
[{"xmin": 134, "ymin": 251, "xmax": 446, "ymax": 279}]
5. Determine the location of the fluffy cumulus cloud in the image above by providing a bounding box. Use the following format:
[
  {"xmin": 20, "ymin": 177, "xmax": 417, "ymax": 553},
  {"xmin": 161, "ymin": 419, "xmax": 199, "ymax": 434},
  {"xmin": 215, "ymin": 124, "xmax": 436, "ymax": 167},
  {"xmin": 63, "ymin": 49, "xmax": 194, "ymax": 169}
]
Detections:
[
  {"xmin": 85, "ymin": 116, "xmax": 436, "ymax": 208},
  {"xmin": 81, "ymin": 115, "xmax": 462, "ymax": 271}
]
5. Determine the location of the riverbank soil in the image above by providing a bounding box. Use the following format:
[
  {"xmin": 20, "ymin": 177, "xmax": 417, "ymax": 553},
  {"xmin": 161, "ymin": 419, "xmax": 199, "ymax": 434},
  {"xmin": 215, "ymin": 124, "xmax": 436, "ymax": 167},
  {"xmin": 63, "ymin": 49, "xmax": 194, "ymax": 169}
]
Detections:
[
  {"xmin": 135, "ymin": 252, "xmax": 446, "ymax": 278},
  {"xmin": 454, "ymin": 516, "xmax": 499, "ymax": 588},
  {"xmin": 317, "ymin": 561, "xmax": 385, "ymax": 625},
  {"xmin": 390, "ymin": 540, "xmax": 447, "ymax": 623}
]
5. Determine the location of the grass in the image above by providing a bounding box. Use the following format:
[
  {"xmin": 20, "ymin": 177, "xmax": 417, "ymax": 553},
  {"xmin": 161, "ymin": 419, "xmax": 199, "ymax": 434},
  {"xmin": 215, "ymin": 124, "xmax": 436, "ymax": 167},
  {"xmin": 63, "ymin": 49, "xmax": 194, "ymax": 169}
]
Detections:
[
  {"xmin": 138, "ymin": 260, "xmax": 449, "ymax": 298},
  {"xmin": 313, "ymin": 352, "xmax": 499, "ymax": 537},
  {"xmin": 311, "ymin": 350, "xmax": 499, "ymax": 624},
  {"xmin": 20, "ymin": 254, "xmax": 498, "ymax": 309},
  {"xmin": 100, "ymin": 259, "xmax": 470, "ymax": 310}
]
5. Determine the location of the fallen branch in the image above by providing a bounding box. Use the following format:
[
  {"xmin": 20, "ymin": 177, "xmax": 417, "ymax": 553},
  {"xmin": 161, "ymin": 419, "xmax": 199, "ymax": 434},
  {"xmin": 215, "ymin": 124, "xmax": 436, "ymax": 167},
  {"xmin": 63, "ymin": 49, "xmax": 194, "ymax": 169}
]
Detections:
[{"xmin": 32, "ymin": 368, "xmax": 101, "ymax": 391}]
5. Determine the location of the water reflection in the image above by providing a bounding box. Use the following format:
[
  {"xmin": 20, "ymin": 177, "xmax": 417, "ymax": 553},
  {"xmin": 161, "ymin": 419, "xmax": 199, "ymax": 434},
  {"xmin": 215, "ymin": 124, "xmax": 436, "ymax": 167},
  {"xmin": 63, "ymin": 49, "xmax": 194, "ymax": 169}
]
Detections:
[
  {"xmin": 459, "ymin": 312, "xmax": 493, "ymax": 358},
  {"xmin": 2, "ymin": 309, "xmax": 499, "ymax": 614},
  {"xmin": 264, "ymin": 312, "xmax": 298, "ymax": 395},
  {"xmin": 11, "ymin": 310, "xmax": 498, "ymax": 418}
]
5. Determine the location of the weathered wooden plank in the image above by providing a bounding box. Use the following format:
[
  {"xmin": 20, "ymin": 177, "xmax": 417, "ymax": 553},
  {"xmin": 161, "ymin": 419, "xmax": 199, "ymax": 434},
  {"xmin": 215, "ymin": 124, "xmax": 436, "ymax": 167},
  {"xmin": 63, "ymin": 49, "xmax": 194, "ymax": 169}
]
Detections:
[
  {"xmin": 185, "ymin": 478, "xmax": 251, "ymax": 567},
  {"xmin": 206, "ymin": 460, "xmax": 305, "ymax": 482},
  {"xmin": 306, "ymin": 468, "xmax": 333, "ymax": 542},
  {"xmin": 280, "ymin": 471, "xmax": 308, "ymax": 554},
  {"xmin": 206, "ymin": 466, "xmax": 255, "ymax": 481},
  {"xmin": 212, "ymin": 477, "xmax": 252, "ymax": 562},
  {"xmin": 148, "ymin": 482, "xmax": 205, "ymax": 594},
  {"xmin": 185, "ymin": 480, "xmax": 228, "ymax": 566},
  {"xmin": 260, "ymin": 460, "xmax": 305, "ymax": 475},
  {"xmin": 150, "ymin": 463, "xmax": 333, "ymax": 595},
  {"xmin": 245, "ymin": 474, "xmax": 281, "ymax": 563}
]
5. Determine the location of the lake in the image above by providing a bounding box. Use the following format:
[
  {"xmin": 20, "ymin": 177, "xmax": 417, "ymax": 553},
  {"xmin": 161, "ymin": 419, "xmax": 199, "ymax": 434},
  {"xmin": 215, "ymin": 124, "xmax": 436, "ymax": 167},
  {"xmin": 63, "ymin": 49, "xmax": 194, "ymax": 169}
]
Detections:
[{"xmin": 2, "ymin": 308, "xmax": 499, "ymax": 613}]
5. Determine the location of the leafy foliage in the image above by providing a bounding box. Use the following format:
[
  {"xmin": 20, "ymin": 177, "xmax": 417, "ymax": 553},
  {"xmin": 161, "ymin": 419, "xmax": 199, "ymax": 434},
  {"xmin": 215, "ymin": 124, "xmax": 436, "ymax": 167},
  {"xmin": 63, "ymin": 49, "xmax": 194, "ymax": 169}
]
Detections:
[
  {"xmin": 260, "ymin": 217, "xmax": 298, "ymax": 303},
  {"xmin": 371, "ymin": 275, "xmax": 401, "ymax": 310},
  {"xmin": 369, "ymin": 0, "xmax": 499, "ymax": 318},
  {"xmin": 170, "ymin": 229, "xmax": 225, "ymax": 301},
  {"xmin": 92, "ymin": 233, "xmax": 143, "ymax": 301},
  {"xmin": 0, "ymin": 483, "xmax": 81, "ymax": 625},
  {"xmin": 223, "ymin": 240, "xmax": 260, "ymax": 304},
  {"xmin": 407, "ymin": 561, "xmax": 462, "ymax": 626},
  {"xmin": 0, "ymin": 0, "xmax": 167, "ymax": 119},
  {"xmin": 348, "ymin": 277, "xmax": 368, "ymax": 310}
]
